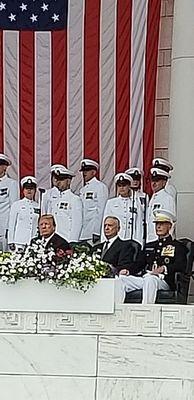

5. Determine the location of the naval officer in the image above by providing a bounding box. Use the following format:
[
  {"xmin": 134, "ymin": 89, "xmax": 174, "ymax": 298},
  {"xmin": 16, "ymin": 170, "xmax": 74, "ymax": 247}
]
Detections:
[
  {"xmin": 0, "ymin": 153, "xmax": 19, "ymax": 251},
  {"xmin": 79, "ymin": 158, "xmax": 108, "ymax": 244},
  {"xmin": 125, "ymin": 167, "xmax": 149, "ymax": 245},
  {"xmin": 118, "ymin": 209, "xmax": 187, "ymax": 304},
  {"xmin": 102, "ymin": 173, "xmax": 143, "ymax": 245},
  {"xmin": 152, "ymin": 157, "xmax": 177, "ymax": 201},
  {"xmin": 47, "ymin": 165, "xmax": 82, "ymax": 243},
  {"xmin": 41, "ymin": 164, "xmax": 61, "ymax": 214},
  {"xmin": 8, "ymin": 176, "xmax": 39, "ymax": 251},
  {"xmin": 147, "ymin": 168, "xmax": 176, "ymax": 242}
]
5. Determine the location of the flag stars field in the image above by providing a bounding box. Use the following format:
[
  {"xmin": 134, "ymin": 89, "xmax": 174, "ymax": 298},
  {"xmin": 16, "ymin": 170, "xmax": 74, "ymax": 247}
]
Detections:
[
  {"xmin": 41, "ymin": 3, "xmax": 49, "ymax": 12},
  {"xmin": 20, "ymin": 3, "xmax": 27, "ymax": 12},
  {"xmin": 0, "ymin": 2, "xmax": 6, "ymax": 11},
  {"xmin": 30, "ymin": 13, "xmax": 38, "ymax": 23},
  {"xmin": 8, "ymin": 13, "xmax": 16, "ymax": 21}
]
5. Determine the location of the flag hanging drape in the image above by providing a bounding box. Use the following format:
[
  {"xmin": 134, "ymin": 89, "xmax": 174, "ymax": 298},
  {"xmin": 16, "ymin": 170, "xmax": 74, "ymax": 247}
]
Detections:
[{"xmin": 0, "ymin": 0, "xmax": 161, "ymax": 194}]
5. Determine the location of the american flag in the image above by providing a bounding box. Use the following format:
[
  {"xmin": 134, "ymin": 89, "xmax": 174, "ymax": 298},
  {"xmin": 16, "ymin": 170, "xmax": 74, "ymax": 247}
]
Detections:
[{"xmin": 0, "ymin": 0, "xmax": 161, "ymax": 194}]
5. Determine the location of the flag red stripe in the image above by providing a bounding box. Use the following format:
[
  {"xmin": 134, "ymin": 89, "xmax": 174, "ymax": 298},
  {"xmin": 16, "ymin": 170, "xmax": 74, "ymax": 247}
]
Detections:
[
  {"xmin": 19, "ymin": 32, "xmax": 35, "ymax": 178},
  {"xmin": 143, "ymin": 0, "xmax": 161, "ymax": 193},
  {"xmin": 51, "ymin": 30, "xmax": 67, "ymax": 166},
  {"xmin": 0, "ymin": 31, "xmax": 3, "ymax": 151},
  {"xmin": 83, "ymin": 0, "xmax": 101, "ymax": 162},
  {"xmin": 115, "ymin": 0, "xmax": 132, "ymax": 172}
]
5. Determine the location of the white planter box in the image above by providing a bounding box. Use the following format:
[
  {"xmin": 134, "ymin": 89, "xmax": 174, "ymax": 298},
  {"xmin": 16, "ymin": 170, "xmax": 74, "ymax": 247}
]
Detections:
[{"xmin": 0, "ymin": 278, "xmax": 115, "ymax": 314}]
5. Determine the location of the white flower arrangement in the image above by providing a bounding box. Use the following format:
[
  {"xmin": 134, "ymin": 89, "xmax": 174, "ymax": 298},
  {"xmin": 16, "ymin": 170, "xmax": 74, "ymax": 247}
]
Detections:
[{"xmin": 0, "ymin": 240, "xmax": 109, "ymax": 292}]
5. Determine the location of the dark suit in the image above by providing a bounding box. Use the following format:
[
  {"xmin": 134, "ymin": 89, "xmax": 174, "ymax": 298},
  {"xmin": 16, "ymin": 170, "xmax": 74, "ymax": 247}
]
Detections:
[
  {"xmin": 137, "ymin": 235, "xmax": 187, "ymax": 290},
  {"xmin": 31, "ymin": 233, "xmax": 71, "ymax": 252},
  {"xmin": 93, "ymin": 237, "xmax": 140, "ymax": 275}
]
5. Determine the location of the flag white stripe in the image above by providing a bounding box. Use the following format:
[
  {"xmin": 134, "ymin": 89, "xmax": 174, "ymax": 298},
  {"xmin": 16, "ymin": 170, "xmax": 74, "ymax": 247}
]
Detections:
[
  {"xmin": 99, "ymin": 0, "xmax": 117, "ymax": 196},
  {"xmin": 67, "ymin": 0, "xmax": 84, "ymax": 193},
  {"xmin": 35, "ymin": 32, "xmax": 52, "ymax": 189},
  {"xmin": 3, "ymin": 31, "xmax": 19, "ymax": 181},
  {"xmin": 130, "ymin": 0, "xmax": 148, "ymax": 169}
]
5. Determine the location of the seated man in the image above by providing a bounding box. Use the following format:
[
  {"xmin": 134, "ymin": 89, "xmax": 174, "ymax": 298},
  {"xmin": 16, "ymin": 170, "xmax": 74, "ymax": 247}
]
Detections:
[
  {"xmin": 93, "ymin": 216, "xmax": 140, "ymax": 276},
  {"xmin": 31, "ymin": 214, "xmax": 71, "ymax": 253},
  {"xmin": 118, "ymin": 210, "xmax": 187, "ymax": 304}
]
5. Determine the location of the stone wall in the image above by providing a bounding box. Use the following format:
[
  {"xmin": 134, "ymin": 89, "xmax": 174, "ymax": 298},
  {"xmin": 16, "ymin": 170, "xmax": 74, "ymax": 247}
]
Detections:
[
  {"xmin": 155, "ymin": 0, "xmax": 174, "ymax": 159},
  {"xmin": 1, "ymin": 304, "xmax": 194, "ymax": 399}
]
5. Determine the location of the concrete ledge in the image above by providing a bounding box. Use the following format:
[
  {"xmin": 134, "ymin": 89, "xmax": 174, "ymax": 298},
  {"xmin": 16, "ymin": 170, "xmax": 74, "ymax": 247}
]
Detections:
[{"xmin": 0, "ymin": 278, "xmax": 115, "ymax": 314}]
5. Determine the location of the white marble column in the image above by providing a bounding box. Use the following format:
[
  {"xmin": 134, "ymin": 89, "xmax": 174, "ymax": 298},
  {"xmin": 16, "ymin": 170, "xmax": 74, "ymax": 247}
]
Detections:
[{"xmin": 169, "ymin": 0, "xmax": 194, "ymax": 239}]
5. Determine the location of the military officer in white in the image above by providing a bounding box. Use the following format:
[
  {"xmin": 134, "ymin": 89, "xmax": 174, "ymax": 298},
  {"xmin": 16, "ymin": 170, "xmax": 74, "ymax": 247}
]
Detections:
[
  {"xmin": 41, "ymin": 164, "xmax": 60, "ymax": 214},
  {"xmin": 117, "ymin": 209, "xmax": 186, "ymax": 304},
  {"xmin": 125, "ymin": 167, "xmax": 149, "ymax": 246},
  {"xmin": 47, "ymin": 165, "xmax": 82, "ymax": 243},
  {"xmin": 8, "ymin": 176, "xmax": 39, "ymax": 251},
  {"xmin": 152, "ymin": 158, "xmax": 177, "ymax": 202},
  {"xmin": 79, "ymin": 159, "xmax": 109, "ymax": 243},
  {"xmin": 147, "ymin": 168, "xmax": 176, "ymax": 242},
  {"xmin": 0, "ymin": 153, "xmax": 19, "ymax": 251},
  {"xmin": 102, "ymin": 173, "xmax": 143, "ymax": 245}
]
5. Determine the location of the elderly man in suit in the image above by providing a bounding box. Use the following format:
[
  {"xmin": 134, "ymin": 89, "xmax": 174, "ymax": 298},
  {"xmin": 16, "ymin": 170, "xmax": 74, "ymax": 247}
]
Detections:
[{"xmin": 94, "ymin": 215, "xmax": 140, "ymax": 277}]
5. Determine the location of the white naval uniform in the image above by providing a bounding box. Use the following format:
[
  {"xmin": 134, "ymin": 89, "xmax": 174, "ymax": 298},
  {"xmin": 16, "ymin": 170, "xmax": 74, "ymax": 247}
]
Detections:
[
  {"xmin": 165, "ymin": 181, "xmax": 177, "ymax": 203},
  {"xmin": 47, "ymin": 188, "xmax": 82, "ymax": 242},
  {"xmin": 147, "ymin": 188, "xmax": 176, "ymax": 242},
  {"xmin": 101, "ymin": 195, "xmax": 143, "ymax": 245},
  {"xmin": 8, "ymin": 197, "xmax": 39, "ymax": 248},
  {"xmin": 117, "ymin": 274, "xmax": 169, "ymax": 304},
  {"xmin": 134, "ymin": 190, "xmax": 149, "ymax": 246},
  {"xmin": 79, "ymin": 177, "xmax": 108, "ymax": 241},
  {"xmin": 135, "ymin": 189, "xmax": 149, "ymax": 208},
  {"xmin": 0, "ymin": 175, "xmax": 19, "ymax": 249},
  {"xmin": 41, "ymin": 186, "xmax": 59, "ymax": 214}
]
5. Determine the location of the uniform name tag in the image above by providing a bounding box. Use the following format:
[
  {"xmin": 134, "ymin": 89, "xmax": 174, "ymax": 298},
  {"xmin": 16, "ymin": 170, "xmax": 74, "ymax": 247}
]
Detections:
[
  {"xmin": 161, "ymin": 245, "xmax": 175, "ymax": 257},
  {"xmin": 129, "ymin": 206, "xmax": 137, "ymax": 214},
  {"xmin": 153, "ymin": 204, "xmax": 161, "ymax": 210},
  {"xmin": 59, "ymin": 202, "xmax": 69, "ymax": 210},
  {"xmin": 139, "ymin": 197, "xmax": 145, "ymax": 205},
  {"xmin": 34, "ymin": 208, "xmax": 40, "ymax": 214},
  {"xmin": 0, "ymin": 188, "xmax": 8, "ymax": 196},
  {"xmin": 85, "ymin": 192, "xmax": 95, "ymax": 200}
]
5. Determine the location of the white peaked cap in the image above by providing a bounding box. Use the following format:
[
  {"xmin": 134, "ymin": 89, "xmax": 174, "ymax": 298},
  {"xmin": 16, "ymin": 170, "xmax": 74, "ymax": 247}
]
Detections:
[
  {"xmin": 150, "ymin": 168, "xmax": 171, "ymax": 179},
  {"xmin": 114, "ymin": 173, "xmax": 133, "ymax": 184},
  {"xmin": 51, "ymin": 164, "xmax": 75, "ymax": 177},
  {"xmin": 79, "ymin": 159, "xmax": 99, "ymax": 171},
  {"xmin": 153, "ymin": 209, "xmax": 176, "ymax": 224},
  {"xmin": 125, "ymin": 167, "xmax": 143, "ymax": 176},
  {"xmin": 152, "ymin": 158, "xmax": 173, "ymax": 171},
  {"xmin": 0, "ymin": 153, "xmax": 11, "ymax": 165},
  {"xmin": 21, "ymin": 176, "xmax": 37, "ymax": 187}
]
